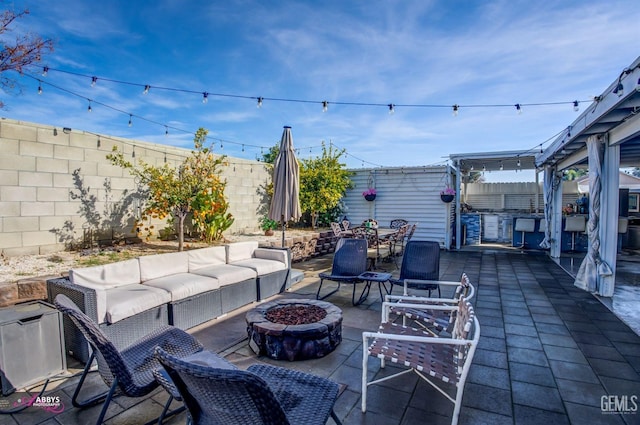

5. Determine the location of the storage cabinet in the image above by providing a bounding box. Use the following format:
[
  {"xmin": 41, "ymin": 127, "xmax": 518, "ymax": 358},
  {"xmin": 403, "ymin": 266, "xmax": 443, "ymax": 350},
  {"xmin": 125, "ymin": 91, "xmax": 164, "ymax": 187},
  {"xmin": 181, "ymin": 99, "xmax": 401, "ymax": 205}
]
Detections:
[{"xmin": 0, "ymin": 301, "xmax": 66, "ymax": 395}]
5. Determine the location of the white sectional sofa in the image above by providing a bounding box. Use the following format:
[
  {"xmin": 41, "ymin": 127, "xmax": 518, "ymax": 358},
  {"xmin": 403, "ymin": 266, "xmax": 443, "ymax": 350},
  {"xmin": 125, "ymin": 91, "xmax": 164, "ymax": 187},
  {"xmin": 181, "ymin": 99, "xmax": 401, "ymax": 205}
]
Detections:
[{"xmin": 47, "ymin": 242, "xmax": 290, "ymax": 362}]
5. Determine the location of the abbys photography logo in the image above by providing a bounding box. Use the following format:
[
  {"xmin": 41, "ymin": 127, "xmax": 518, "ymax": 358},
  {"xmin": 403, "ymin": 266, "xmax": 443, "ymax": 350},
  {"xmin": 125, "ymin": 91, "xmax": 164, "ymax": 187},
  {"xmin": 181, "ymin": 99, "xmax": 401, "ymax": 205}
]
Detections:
[
  {"xmin": 4, "ymin": 393, "xmax": 65, "ymax": 414},
  {"xmin": 601, "ymin": 395, "xmax": 638, "ymax": 415}
]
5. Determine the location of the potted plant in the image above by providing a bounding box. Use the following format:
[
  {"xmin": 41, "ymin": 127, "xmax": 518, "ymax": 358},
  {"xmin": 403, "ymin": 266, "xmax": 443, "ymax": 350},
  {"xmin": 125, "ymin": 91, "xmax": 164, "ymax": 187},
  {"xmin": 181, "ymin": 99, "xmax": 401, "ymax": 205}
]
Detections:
[
  {"xmin": 363, "ymin": 188, "xmax": 377, "ymax": 201},
  {"xmin": 440, "ymin": 186, "xmax": 455, "ymax": 203},
  {"xmin": 259, "ymin": 216, "xmax": 278, "ymax": 236}
]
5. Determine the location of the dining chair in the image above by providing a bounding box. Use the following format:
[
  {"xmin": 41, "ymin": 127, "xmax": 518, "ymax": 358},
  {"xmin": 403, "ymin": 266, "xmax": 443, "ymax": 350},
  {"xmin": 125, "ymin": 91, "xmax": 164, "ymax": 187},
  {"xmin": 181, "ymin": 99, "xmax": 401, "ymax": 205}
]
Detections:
[
  {"xmin": 317, "ymin": 238, "xmax": 369, "ymax": 304},
  {"xmin": 53, "ymin": 294, "xmax": 204, "ymax": 425},
  {"xmin": 389, "ymin": 240, "xmax": 441, "ymax": 297},
  {"xmin": 390, "ymin": 219, "xmax": 408, "ymax": 229},
  {"xmin": 155, "ymin": 347, "xmax": 342, "ymax": 425}
]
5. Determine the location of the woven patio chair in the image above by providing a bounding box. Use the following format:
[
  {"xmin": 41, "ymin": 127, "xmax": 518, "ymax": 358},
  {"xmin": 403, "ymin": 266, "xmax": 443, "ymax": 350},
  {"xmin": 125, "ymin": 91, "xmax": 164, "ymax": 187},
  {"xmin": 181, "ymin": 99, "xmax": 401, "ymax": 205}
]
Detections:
[
  {"xmin": 317, "ymin": 238, "xmax": 368, "ymax": 305},
  {"xmin": 362, "ymin": 299, "xmax": 480, "ymax": 425},
  {"xmin": 155, "ymin": 347, "xmax": 343, "ymax": 425},
  {"xmin": 389, "ymin": 240, "xmax": 441, "ymax": 297},
  {"xmin": 341, "ymin": 219, "xmax": 350, "ymax": 231},
  {"xmin": 384, "ymin": 273, "xmax": 475, "ymax": 336},
  {"xmin": 54, "ymin": 294, "xmax": 204, "ymax": 425}
]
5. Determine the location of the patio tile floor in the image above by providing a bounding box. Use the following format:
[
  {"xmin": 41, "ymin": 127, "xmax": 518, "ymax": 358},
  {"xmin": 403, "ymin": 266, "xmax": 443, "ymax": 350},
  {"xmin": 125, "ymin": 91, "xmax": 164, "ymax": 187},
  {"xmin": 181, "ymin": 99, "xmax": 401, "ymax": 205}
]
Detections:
[{"xmin": 3, "ymin": 248, "xmax": 640, "ymax": 424}]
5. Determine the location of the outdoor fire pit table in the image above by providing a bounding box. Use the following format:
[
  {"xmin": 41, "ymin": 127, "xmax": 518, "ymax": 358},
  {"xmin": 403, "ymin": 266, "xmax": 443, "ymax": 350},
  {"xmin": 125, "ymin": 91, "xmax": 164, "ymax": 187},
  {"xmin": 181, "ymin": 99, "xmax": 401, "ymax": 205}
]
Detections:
[{"xmin": 245, "ymin": 299, "xmax": 342, "ymax": 361}]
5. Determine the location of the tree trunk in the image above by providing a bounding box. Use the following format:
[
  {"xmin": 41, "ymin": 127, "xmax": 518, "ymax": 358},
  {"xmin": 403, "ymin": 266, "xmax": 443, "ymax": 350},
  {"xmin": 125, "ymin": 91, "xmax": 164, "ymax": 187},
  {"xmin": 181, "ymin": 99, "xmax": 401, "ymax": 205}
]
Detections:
[{"xmin": 177, "ymin": 213, "xmax": 185, "ymax": 251}]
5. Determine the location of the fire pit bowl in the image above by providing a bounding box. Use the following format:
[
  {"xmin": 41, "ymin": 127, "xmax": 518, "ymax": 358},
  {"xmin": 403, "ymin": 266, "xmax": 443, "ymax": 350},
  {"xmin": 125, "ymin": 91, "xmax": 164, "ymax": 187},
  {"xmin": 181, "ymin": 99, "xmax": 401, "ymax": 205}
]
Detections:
[{"xmin": 245, "ymin": 299, "xmax": 342, "ymax": 361}]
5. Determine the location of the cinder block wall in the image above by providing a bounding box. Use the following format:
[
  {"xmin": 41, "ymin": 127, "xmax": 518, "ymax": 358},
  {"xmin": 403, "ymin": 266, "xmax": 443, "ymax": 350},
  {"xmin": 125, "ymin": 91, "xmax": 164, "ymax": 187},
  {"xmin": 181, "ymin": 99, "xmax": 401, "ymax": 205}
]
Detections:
[{"xmin": 0, "ymin": 118, "xmax": 270, "ymax": 257}]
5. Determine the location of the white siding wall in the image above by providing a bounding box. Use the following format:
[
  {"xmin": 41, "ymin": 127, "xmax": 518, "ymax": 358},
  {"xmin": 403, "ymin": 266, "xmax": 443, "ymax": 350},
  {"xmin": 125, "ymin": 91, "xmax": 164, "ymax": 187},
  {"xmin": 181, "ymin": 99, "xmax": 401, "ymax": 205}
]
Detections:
[{"xmin": 342, "ymin": 166, "xmax": 453, "ymax": 248}]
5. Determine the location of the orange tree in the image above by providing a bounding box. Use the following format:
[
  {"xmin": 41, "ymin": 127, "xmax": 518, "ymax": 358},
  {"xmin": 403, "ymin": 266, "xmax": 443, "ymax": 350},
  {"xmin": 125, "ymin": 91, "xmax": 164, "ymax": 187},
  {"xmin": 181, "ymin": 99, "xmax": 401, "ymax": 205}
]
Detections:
[
  {"xmin": 108, "ymin": 128, "xmax": 233, "ymax": 251},
  {"xmin": 299, "ymin": 142, "xmax": 352, "ymax": 229}
]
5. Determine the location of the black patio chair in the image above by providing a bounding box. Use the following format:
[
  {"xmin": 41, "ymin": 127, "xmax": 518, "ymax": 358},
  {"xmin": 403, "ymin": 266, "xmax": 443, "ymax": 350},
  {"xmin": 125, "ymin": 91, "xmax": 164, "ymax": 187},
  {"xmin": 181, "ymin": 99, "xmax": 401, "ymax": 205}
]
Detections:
[
  {"xmin": 54, "ymin": 294, "xmax": 204, "ymax": 425},
  {"xmin": 155, "ymin": 347, "xmax": 342, "ymax": 425},
  {"xmin": 389, "ymin": 240, "xmax": 441, "ymax": 297},
  {"xmin": 317, "ymin": 238, "xmax": 369, "ymax": 305}
]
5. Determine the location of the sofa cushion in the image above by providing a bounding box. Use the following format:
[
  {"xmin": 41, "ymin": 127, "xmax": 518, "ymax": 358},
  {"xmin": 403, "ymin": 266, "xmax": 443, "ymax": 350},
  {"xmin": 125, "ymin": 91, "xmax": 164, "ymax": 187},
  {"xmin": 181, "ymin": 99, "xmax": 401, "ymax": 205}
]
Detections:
[
  {"xmin": 188, "ymin": 246, "xmax": 227, "ymax": 271},
  {"xmin": 226, "ymin": 241, "xmax": 259, "ymax": 263},
  {"xmin": 230, "ymin": 258, "xmax": 287, "ymax": 275},
  {"xmin": 191, "ymin": 264, "xmax": 256, "ymax": 287},
  {"xmin": 142, "ymin": 273, "xmax": 220, "ymax": 301},
  {"xmin": 104, "ymin": 284, "xmax": 170, "ymax": 324},
  {"xmin": 253, "ymin": 248, "xmax": 288, "ymax": 265},
  {"xmin": 139, "ymin": 252, "xmax": 189, "ymax": 282},
  {"xmin": 70, "ymin": 258, "xmax": 141, "ymax": 290}
]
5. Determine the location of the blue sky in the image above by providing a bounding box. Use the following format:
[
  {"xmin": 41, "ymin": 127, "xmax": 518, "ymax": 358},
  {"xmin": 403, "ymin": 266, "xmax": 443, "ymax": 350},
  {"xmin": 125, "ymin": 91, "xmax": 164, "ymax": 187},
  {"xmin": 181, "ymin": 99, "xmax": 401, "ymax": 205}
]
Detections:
[{"xmin": 3, "ymin": 0, "xmax": 640, "ymax": 181}]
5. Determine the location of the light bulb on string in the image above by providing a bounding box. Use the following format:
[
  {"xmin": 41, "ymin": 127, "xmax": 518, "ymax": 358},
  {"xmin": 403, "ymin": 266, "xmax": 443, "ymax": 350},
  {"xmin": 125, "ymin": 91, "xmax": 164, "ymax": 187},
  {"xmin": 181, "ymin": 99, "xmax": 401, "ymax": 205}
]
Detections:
[
  {"xmin": 517, "ymin": 158, "xmax": 521, "ymax": 167},
  {"xmin": 42, "ymin": 66, "xmax": 48, "ymax": 77},
  {"xmin": 540, "ymin": 144, "xmax": 543, "ymax": 154},
  {"xmin": 91, "ymin": 76, "xmax": 97, "ymax": 87},
  {"xmin": 220, "ymin": 141, "xmax": 223, "ymax": 150},
  {"xmin": 482, "ymin": 164, "xmax": 486, "ymax": 171},
  {"xmin": 242, "ymin": 144, "xmax": 245, "ymax": 152},
  {"xmin": 452, "ymin": 105, "xmax": 459, "ymax": 116},
  {"xmin": 515, "ymin": 104, "xmax": 522, "ymax": 114},
  {"xmin": 97, "ymin": 138, "xmax": 101, "ymax": 148},
  {"xmin": 38, "ymin": 81, "xmax": 42, "ymax": 94},
  {"xmin": 202, "ymin": 92, "xmax": 209, "ymax": 104},
  {"xmin": 388, "ymin": 104, "xmax": 395, "ymax": 114},
  {"xmin": 132, "ymin": 146, "xmax": 136, "ymax": 158},
  {"xmin": 165, "ymin": 126, "xmax": 169, "ymax": 137},
  {"xmin": 164, "ymin": 153, "xmax": 167, "ymax": 163},
  {"xmin": 322, "ymin": 101, "xmax": 328, "ymax": 112},
  {"xmin": 470, "ymin": 165, "xmax": 474, "ymax": 171},
  {"xmin": 257, "ymin": 97, "xmax": 263, "ymax": 108},
  {"xmin": 87, "ymin": 101, "xmax": 92, "ymax": 112},
  {"xmin": 499, "ymin": 162, "xmax": 504, "ymax": 171},
  {"xmin": 573, "ymin": 100, "xmax": 579, "ymax": 112},
  {"xmin": 128, "ymin": 114, "xmax": 133, "ymax": 127},
  {"xmin": 143, "ymin": 85, "xmax": 150, "ymax": 95}
]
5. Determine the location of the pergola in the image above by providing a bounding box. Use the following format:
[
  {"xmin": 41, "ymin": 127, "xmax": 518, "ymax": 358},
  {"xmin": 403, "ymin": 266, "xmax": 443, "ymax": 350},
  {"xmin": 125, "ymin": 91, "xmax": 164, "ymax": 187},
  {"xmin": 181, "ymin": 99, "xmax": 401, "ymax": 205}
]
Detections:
[{"xmin": 534, "ymin": 56, "xmax": 640, "ymax": 296}]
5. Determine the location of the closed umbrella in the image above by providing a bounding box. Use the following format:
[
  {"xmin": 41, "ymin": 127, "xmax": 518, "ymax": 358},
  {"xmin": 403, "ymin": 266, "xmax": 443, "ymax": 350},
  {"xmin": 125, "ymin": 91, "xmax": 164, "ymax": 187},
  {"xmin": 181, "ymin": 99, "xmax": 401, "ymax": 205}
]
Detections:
[{"xmin": 268, "ymin": 126, "xmax": 301, "ymax": 247}]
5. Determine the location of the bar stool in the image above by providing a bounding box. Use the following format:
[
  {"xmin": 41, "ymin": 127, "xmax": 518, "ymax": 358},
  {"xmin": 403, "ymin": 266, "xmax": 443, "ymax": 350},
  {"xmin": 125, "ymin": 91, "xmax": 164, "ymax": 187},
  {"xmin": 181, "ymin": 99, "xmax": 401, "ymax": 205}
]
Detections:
[
  {"xmin": 564, "ymin": 216, "xmax": 586, "ymax": 252},
  {"xmin": 514, "ymin": 218, "xmax": 535, "ymax": 248}
]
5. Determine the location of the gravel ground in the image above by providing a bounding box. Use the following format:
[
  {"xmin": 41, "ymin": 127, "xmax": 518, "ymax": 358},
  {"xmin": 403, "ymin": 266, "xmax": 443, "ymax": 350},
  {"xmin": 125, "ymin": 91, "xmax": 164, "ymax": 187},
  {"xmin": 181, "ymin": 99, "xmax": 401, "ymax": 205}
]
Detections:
[{"xmin": 0, "ymin": 230, "xmax": 316, "ymax": 283}]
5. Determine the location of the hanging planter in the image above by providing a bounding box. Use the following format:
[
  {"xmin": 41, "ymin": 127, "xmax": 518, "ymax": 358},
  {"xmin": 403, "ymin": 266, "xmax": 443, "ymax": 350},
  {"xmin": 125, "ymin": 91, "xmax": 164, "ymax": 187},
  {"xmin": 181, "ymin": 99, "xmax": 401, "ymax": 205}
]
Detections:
[
  {"xmin": 440, "ymin": 186, "xmax": 455, "ymax": 203},
  {"xmin": 362, "ymin": 188, "xmax": 377, "ymax": 201}
]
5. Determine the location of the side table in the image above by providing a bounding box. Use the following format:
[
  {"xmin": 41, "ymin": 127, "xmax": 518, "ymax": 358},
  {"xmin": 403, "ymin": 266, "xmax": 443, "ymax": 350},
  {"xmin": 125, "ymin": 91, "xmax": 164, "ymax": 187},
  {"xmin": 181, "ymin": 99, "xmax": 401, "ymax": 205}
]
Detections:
[{"xmin": 357, "ymin": 272, "xmax": 392, "ymax": 303}]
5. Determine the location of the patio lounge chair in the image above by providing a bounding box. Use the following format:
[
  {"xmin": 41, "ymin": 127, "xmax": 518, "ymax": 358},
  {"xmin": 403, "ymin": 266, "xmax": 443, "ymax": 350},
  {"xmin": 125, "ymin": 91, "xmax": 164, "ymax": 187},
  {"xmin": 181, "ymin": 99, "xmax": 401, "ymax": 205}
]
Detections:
[
  {"xmin": 53, "ymin": 294, "xmax": 204, "ymax": 425},
  {"xmin": 155, "ymin": 347, "xmax": 342, "ymax": 425},
  {"xmin": 317, "ymin": 238, "xmax": 369, "ymax": 305},
  {"xmin": 389, "ymin": 240, "xmax": 441, "ymax": 297},
  {"xmin": 362, "ymin": 298, "xmax": 480, "ymax": 425}
]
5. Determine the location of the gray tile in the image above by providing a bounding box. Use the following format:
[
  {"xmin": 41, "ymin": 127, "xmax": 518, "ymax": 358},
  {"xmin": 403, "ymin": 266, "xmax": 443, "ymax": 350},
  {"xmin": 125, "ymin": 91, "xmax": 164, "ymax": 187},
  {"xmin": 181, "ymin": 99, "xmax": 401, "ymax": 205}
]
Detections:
[
  {"xmin": 564, "ymin": 402, "xmax": 626, "ymax": 425},
  {"xmin": 481, "ymin": 324, "xmax": 506, "ymax": 339},
  {"xmin": 478, "ymin": 335, "xmax": 507, "ymax": 353},
  {"xmin": 538, "ymin": 332, "xmax": 578, "ymax": 348},
  {"xmin": 467, "ymin": 364, "xmax": 511, "ymax": 390},
  {"xmin": 513, "ymin": 405, "xmax": 569, "ymax": 425},
  {"xmin": 556, "ymin": 377, "xmax": 609, "ymax": 405},
  {"xmin": 506, "ymin": 334, "xmax": 543, "ymax": 350},
  {"xmin": 507, "ymin": 347, "xmax": 549, "ymax": 367},
  {"xmin": 549, "ymin": 359, "xmax": 600, "ymax": 384},
  {"xmin": 543, "ymin": 345, "xmax": 588, "ymax": 364},
  {"xmin": 579, "ymin": 343, "xmax": 626, "ymax": 362},
  {"xmin": 473, "ymin": 348, "xmax": 508, "ymax": 369},
  {"xmin": 458, "ymin": 408, "xmax": 513, "ymax": 425},
  {"xmin": 536, "ymin": 323, "xmax": 571, "ymax": 336},
  {"xmin": 463, "ymin": 383, "xmax": 512, "ymax": 416},
  {"xmin": 503, "ymin": 314, "xmax": 534, "ymax": 326},
  {"xmin": 504, "ymin": 323, "xmax": 539, "ymax": 337},
  {"xmin": 511, "ymin": 381, "xmax": 564, "ymax": 412},
  {"xmin": 509, "ymin": 361, "xmax": 557, "ymax": 387},
  {"xmin": 599, "ymin": 376, "xmax": 640, "ymax": 399},
  {"xmin": 589, "ymin": 358, "xmax": 640, "ymax": 380}
]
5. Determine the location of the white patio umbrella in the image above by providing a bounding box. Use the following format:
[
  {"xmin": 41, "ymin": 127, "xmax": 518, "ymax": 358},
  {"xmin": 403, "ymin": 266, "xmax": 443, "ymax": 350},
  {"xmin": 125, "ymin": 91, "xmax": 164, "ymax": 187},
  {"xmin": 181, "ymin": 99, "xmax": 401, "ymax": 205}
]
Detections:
[{"xmin": 268, "ymin": 126, "xmax": 301, "ymax": 247}]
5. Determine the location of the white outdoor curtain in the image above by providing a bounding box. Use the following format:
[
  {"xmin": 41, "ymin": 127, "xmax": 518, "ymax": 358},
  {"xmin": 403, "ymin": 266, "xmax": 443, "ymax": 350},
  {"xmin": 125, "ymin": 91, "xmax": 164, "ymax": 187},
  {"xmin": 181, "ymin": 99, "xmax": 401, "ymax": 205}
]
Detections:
[
  {"xmin": 575, "ymin": 136, "xmax": 612, "ymax": 293},
  {"xmin": 539, "ymin": 165, "xmax": 554, "ymax": 249}
]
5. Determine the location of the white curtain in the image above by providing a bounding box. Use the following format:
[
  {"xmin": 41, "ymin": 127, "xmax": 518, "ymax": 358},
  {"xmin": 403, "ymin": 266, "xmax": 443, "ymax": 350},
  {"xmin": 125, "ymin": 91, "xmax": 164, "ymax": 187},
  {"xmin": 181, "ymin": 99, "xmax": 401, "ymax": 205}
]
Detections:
[
  {"xmin": 539, "ymin": 166, "xmax": 554, "ymax": 249},
  {"xmin": 574, "ymin": 136, "xmax": 612, "ymax": 292}
]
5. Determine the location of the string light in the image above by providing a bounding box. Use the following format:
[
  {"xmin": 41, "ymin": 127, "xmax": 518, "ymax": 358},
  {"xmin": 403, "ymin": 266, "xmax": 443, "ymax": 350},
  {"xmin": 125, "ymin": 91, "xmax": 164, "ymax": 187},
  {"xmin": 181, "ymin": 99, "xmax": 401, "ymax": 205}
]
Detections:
[
  {"xmin": 42, "ymin": 66, "xmax": 48, "ymax": 77},
  {"xmin": 87, "ymin": 101, "xmax": 92, "ymax": 112},
  {"xmin": 37, "ymin": 81, "xmax": 42, "ymax": 94},
  {"xmin": 517, "ymin": 157, "xmax": 521, "ymax": 167},
  {"xmin": 165, "ymin": 126, "xmax": 169, "ymax": 137},
  {"xmin": 53, "ymin": 127, "xmax": 57, "ymax": 136},
  {"xmin": 573, "ymin": 100, "xmax": 579, "ymax": 112},
  {"xmin": 470, "ymin": 165, "xmax": 474, "ymax": 171},
  {"xmin": 499, "ymin": 162, "xmax": 504, "ymax": 171},
  {"xmin": 388, "ymin": 104, "xmax": 395, "ymax": 114},
  {"xmin": 91, "ymin": 76, "xmax": 97, "ymax": 87},
  {"xmin": 322, "ymin": 101, "xmax": 328, "ymax": 112},
  {"xmin": 482, "ymin": 164, "xmax": 486, "ymax": 171},
  {"xmin": 452, "ymin": 104, "xmax": 459, "ymax": 116},
  {"xmin": 97, "ymin": 138, "xmax": 101, "ymax": 148},
  {"xmin": 242, "ymin": 144, "xmax": 245, "ymax": 152},
  {"xmin": 257, "ymin": 97, "xmax": 263, "ymax": 108},
  {"xmin": 132, "ymin": 146, "xmax": 136, "ymax": 158},
  {"xmin": 567, "ymin": 125, "xmax": 572, "ymax": 138},
  {"xmin": 164, "ymin": 153, "xmax": 167, "ymax": 163},
  {"xmin": 143, "ymin": 85, "xmax": 150, "ymax": 95},
  {"xmin": 202, "ymin": 92, "xmax": 209, "ymax": 104},
  {"xmin": 515, "ymin": 104, "xmax": 522, "ymax": 114},
  {"xmin": 128, "ymin": 114, "xmax": 133, "ymax": 127}
]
